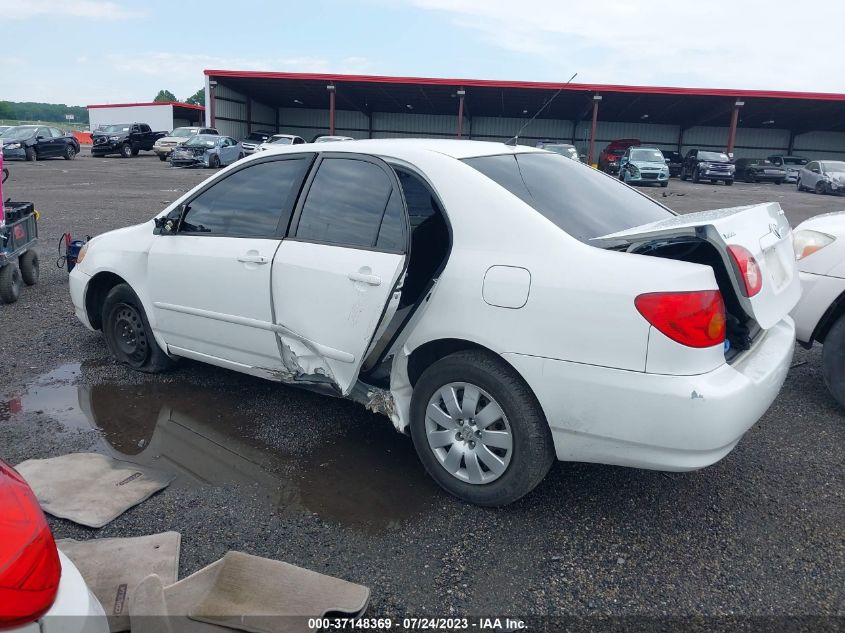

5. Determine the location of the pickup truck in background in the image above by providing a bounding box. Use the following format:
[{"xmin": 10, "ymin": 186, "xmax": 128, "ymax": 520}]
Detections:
[{"xmin": 91, "ymin": 123, "xmax": 168, "ymax": 158}]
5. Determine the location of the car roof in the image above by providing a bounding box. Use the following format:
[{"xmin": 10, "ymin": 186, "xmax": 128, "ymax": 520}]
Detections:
[{"xmin": 252, "ymin": 138, "xmax": 541, "ymax": 161}]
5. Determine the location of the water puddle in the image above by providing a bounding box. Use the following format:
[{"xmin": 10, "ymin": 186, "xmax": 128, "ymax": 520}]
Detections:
[{"xmin": 2, "ymin": 363, "xmax": 440, "ymax": 532}]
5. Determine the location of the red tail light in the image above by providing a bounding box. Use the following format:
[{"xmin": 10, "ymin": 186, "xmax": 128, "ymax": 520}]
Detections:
[
  {"xmin": 635, "ymin": 290, "xmax": 726, "ymax": 348},
  {"xmin": 727, "ymin": 245, "xmax": 762, "ymax": 297},
  {"xmin": 0, "ymin": 460, "xmax": 61, "ymax": 629}
]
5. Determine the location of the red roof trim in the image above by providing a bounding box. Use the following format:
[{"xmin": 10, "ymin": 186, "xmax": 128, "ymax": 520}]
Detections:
[
  {"xmin": 203, "ymin": 69, "xmax": 845, "ymax": 102},
  {"xmin": 86, "ymin": 101, "xmax": 205, "ymax": 111}
]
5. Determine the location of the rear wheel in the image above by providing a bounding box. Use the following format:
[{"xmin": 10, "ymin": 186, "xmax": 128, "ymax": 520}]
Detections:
[
  {"xmin": 63, "ymin": 145, "xmax": 76, "ymax": 160},
  {"xmin": 822, "ymin": 316, "xmax": 845, "ymax": 410},
  {"xmin": 19, "ymin": 251, "xmax": 39, "ymax": 286},
  {"xmin": 680, "ymin": 167, "xmax": 688, "ymax": 181},
  {"xmin": 409, "ymin": 350, "xmax": 555, "ymax": 506},
  {"xmin": 745, "ymin": 171, "xmax": 757, "ymax": 183},
  {"xmin": 25, "ymin": 146, "xmax": 36, "ymax": 162},
  {"xmin": 0, "ymin": 264, "xmax": 23, "ymax": 304},
  {"xmin": 692, "ymin": 167, "xmax": 701, "ymax": 183},
  {"xmin": 120, "ymin": 143, "xmax": 133, "ymax": 158},
  {"xmin": 102, "ymin": 284, "xmax": 174, "ymax": 373}
]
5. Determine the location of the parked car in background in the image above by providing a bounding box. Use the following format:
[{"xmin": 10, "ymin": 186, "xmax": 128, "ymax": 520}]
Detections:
[
  {"xmin": 91, "ymin": 123, "xmax": 167, "ymax": 158},
  {"xmin": 797, "ymin": 160, "xmax": 845, "ymax": 195},
  {"xmin": 662, "ymin": 150, "xmax": 683, "ymax": 177},
  {"xmin": 790, "ymin": 211, "xmax": 845, "ymax": 408},
  {"xmin": 0, "ymin": 125, "xmax": 12, "ymax": 136},
  {"xmin": 1, "ymin": 125, "xmax": 80, "ymax": 161},
  {"xmin": 598, "ymin": 138, "xmax": 640, "ymax": 174},
  {"xmin": 153, "ymin": 126, "xmax": 218, "ymax": 161},
  {"xmin": 169, "ymin": 135, "xmax": 242, "ymax": 168},
  {"xmin": 256, "ymin": 134, "xmax": 306, "ymax": 151},
  {"xmin": 313, "ymin": 135, "xmax": 356, "ymax": 143},
  {"xmin": 618, "ymin": 147, "xmax": 669, "ymax": 187},
  {"xmin": 734, "ymin": 158, "xmax": 786, "ymax": 184},
  {"xmin": 680, "ymin": 149, "xmax": 735, "ymax": 185},
  {"xmin": 69, "ymin": 139, "xmax": 799, "ymax": 506},
  {"xmin": 767, "ymin": 155, "xmax": 808, "ymax": 183},
  {"xmin": 239, "ymin": 130, "xmax": 273, "ymax": 155},
  {"xmin": 0, "ymin": 459, "xmax": 108, "ymax": 632},
  {"xmin": 535, "ymin": 141, "xmax": 580, "ymax": 161}
]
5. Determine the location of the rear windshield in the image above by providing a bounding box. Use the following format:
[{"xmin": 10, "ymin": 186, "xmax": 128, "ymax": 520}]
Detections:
[
  {"xmin": 782, "ymin": 157, "xmax": 808, "ymax": 165},
  {"xmin": 463, "ymin": 152, "xmax": 673, "ymax": 243}
]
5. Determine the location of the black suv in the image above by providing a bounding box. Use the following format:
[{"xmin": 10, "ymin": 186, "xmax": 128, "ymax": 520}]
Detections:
[
  {"xmin": 662, "ymin": 150, "xmax": 683, "ymax": 177},
  {"xmin": 91, "ymin": 123, "xmax": 167, "ymax": 158},
  {"xmin": 680, "ymin": 149, "xmax": 735, "ymax": 185}
]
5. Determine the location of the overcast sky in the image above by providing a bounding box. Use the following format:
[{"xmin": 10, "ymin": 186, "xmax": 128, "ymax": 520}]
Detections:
[{"xmin": 3, "ymin": 0, "xmax": 841, "ymax": 105}]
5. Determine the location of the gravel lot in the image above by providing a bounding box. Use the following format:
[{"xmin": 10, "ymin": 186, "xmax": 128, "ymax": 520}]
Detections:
[{"xmin": 0, "ymin": 152, "xmax": 843, "ymax": 629}]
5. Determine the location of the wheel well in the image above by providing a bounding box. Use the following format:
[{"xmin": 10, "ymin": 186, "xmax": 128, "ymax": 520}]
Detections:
[
  {"xmin": 406, "ymin": 339, "xmax": 491, "ymax": 386},
  {"xmin": 85, "ymin": 272, "xmax": 127, "ymax": 330},
  {"xmin": 813, "ymin": 289, "xmax": 845, "ymax": 344}
]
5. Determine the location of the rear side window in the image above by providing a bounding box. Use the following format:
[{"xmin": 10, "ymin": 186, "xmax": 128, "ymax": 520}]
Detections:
[
  {"xmin": 180, "ymin": 157, "xmax": 310, "ymax": 237},
  {"xmin": 140, "ymin": 124, "xmax": 151, "ymax": 133},
  {"xmin": 296, "ymin": 157, "xmax": 402, "ymax": 250},
  {"xmin": 464, "ymin": 153, "xmax": 672, "ymax": 243}
]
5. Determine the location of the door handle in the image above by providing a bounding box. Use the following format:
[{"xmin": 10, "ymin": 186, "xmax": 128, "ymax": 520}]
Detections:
[
  {"xmin": 348, "ymin": 271, "xmax": 382, "ymax": 286},
  {"xmin": 237, "ymin": 253, "xmax": 269, "ymax": 264}
]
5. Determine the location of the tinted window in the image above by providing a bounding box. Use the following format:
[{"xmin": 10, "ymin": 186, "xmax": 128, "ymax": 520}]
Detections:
[
  {"xmin": 296, "ymin": 158, "xmax": 395, "ymax": 248},
  {"xmin": 464, "ymin": 153, "xmax": 672, "ymax": 243},
  {"xmin": 375, "ymin": 190, "xmax": 405, "ymax": 252},
  {"xmin": 140, "ymin": 124, "xmax": 151, "ymax": 133},
  {"xmin": 49, "ymin": 128, "xmax": 63, "ymax": 138},
  {"xmin": 181, "ymin": 158, "xmax": 309, "ymax": 237}
]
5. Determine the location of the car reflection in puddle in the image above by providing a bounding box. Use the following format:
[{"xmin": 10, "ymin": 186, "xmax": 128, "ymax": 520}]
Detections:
[{"xmin": 5, "ymin": 363, "xmax": 440, "ymax": 532}]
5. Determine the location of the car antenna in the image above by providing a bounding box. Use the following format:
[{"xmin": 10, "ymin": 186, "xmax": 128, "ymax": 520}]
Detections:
[{"xmin": 505, "ymin": 72, "xmax": 578, "ymax": 147}]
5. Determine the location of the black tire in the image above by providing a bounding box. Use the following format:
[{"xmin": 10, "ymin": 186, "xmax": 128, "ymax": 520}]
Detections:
[
  {"xmin": 25, "ymin": 146, "xmax": 36, "ymax": 162},
  {"xmin": 797, "ymin": 179, "xmax": 805, "ymax": 192},
  {"xmin": 680, "ymin": 167, "xmax": 688, "ymax": 181},
  {"xmin": 208, "ymin": 154, "xmax": 220, "ymax": 169},
  {"xmin": 18, "ymin": 250, "xmax": 39, "ymax": 286},
  {"xmin": 660, "ymin": 181, "xmax": 668, "ymax": 188},
  {"xmin": 102, "ymin": 283, "xmax": 174, "ymax": 373},
  {"xmin": 745, "ymin": 171, "xmax": 756, "ymax": 183},
  {"xmin": 692, "ymin": 167, "xmax": 700, "ymax": 183},
  {"xmin": 409, "ymin": 350, "xmax": 555, "ymax": 506},
  {"xmin": 158, "ymin": 154, "xmax": 167, "ymax": 161},
  {"xmin": 775, "ymin": 179, "xmax": 783, "ymax": 185},
  {"xmin": 131, "ymin": 147, "xmax": 140, "ymax": 157},
  {"xmin": 822, "ymin": 315, "xmax": 845, "ymax": 410},
  {"xmin": 120, "ymin": 143, "xmax": 133, "ymax": 158},
  {"xmin": 725, "ymin": 179, "xmax": 734, "ymax": 186},
  {"xmin": 815, "ymin": 181, "xmax": 828, "ymax": 195},
  {"xmin": 0, "ymin": 264, "xmax": 23, "ymax": 304},
  {"xmin": 63, "ymin": 144, "xmax": 77, "ymax": 160},
  {"xmin": 238, "ymin": 152, "xmax": 245, "ymax": 160}
]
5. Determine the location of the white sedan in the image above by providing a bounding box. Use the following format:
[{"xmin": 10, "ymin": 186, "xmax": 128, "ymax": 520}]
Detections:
[
  {"xmin": 68, "ymin": 139, "xmax": 800, "ymax": 506},
  {"xmin": 0, "ymin": 460, "xmax": 107, "ymax": 632},
  {"xmin": 790, "ymin": 211, "xmax": 845, "ymax": 407}
]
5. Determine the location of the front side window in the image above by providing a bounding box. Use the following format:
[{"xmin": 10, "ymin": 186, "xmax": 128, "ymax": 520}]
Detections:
[
  {"xmin": 464, "ymin": 152, "xmax": 672, "ymax": 243},
  {"xmin": 140, "ymin": 124, "xmax": 151, "ymax": 133},
  {"xmin": 296, "ymin": 158, "xmax": 399, "ymax": 249},
  {"xmin": 180, "ymin": 158, "xmax": 310, "ymax": 237},
  {"xmin": 49, "ymin": 128, "xmax": 63, "ymax": 138}
]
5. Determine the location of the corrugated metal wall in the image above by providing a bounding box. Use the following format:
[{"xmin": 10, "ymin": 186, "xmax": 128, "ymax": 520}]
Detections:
[
  {"xmin": 371, "ymin": 112, "xmax": 461, "ymax": 138},
  {"xmin": 571, "ymin": 121, "xmax": 679, "ymax": 156},
  {"xmin": 250, "ymin": 100, "xmax": 276, "ymax": 131},
  {"xmin": 472, "ymin": 117, "xmax": 570, "ymax": 144},
  {"xmin": 681, "ymin": 125, "xmax": 790, "ymax": 158},
  {"xmin": 793, "ymin": 131, "xmax": 845, "ymax": 159},
  {"xmin": 277, "ymin": 107, "xmax": 369, "ymax": 141},
  {"xmin": 214, "ymin": 84, "xmax": 248, "ymax": 139}
]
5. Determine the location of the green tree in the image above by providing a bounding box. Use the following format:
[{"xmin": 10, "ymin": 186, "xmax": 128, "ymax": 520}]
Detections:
[
  {"xmin": 185, "ymin": 88, "xmax": 205, "ymax": 106},
  {"xmin": 153, "ymin": 89, "xmax": 177, "ymax": 103}
]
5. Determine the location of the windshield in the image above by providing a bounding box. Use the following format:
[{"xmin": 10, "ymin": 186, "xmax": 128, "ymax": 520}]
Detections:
[
  {"xmin": 184, "ymin": 135, "xmax": 218, "ymax": 148},
  {"xmin": 171, "ymin": 127, "xmax": 199, "ymax": 138},
  {"xmin": 699, "ymin": 151, "xmax": 730, "ymax": 162},
  {"xmin": 630, "ymin": 149, "xmax": 664, "ymax": 163},
  {"xmin": 99, "ymin": 124, "xmax": 131, "ymax": 134},
  {"xmin": 464, "ymin": 152, "xmax": 673, "ymax": 243},
  {"xmin": 246, "ymin": 132, "xmax": 269, "ymax": 141},
  {"xmin": 782, "ymin": 157, "xmax": 808, "ymax": 166},
  {"xmin": 822, "ymin": 161, "xmax": 845, "ymax": 173},
  {"xmin": 270, "ymin": 136, "xmax": 293, "ymax": 145},
  {"xmin": 1, "ymin": 127, "xmax": 37, "ymax": 140},
  {"xmin": 663, "ymin": 152, "xmax": 681, "ymax": 161}
]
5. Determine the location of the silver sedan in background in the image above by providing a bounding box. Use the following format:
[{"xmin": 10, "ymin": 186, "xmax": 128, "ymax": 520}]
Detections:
[
  {"xmin": 797, "ymin": 160, "xmax": 845, "ymax": 195},
  {"xmin": 169, "ymin": 135, "xmax": 242, "ymax": 168}
]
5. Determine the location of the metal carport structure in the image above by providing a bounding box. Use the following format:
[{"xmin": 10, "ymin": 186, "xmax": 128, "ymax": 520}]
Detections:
[{"xmin": 204, "ymin": 70, "xmax": 845, "ymax": 162}]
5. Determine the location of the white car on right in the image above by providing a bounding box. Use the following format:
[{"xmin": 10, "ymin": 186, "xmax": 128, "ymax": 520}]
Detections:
[{"xmin": 791, "ymin": 211, "xmax": 845, "ymax": 408}]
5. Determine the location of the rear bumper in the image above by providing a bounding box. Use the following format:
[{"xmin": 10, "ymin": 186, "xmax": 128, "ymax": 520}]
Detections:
[
  {"xmin": 39, "ymin": 552, "xmax": 108, "ymax": 633},
  {"xmin": 504, "ymin": 317, "xmax": 795, "ymax": 471},
  {"xmin": 791, "ymin": 270, "xmax": 845, "ymax": 344}
]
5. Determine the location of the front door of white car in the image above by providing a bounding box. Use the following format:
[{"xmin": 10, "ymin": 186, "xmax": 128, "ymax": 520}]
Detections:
[
  {"xmin": 147, "ymin": 155, "xmax": 314, "ymax": 374},
  {"xmin": 270, "ymin": 154, "xmax": 408, "ymax": 394}
]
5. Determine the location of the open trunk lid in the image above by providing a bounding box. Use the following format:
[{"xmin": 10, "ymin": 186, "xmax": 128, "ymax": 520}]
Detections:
[{"xmin": 594, "ymin": 202, "xmax": 801, "ymax": 329}]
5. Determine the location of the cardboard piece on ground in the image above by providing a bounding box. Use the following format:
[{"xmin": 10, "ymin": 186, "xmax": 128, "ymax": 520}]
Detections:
[
  {"xmin": 130, "ymin": 552, "xmax": 370, "ymax": 633},
  {"xmin": 15, "ymin": 452, "xmax": 175, "ymax": 528},
  {"xmin": 57, "ymin": 532, "xmax": 182, "ymax": 633}
]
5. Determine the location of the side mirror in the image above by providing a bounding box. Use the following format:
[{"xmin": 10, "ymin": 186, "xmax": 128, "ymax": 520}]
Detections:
[
  {"xmin": 153, "ymin": 204, "xmax": 187, "ymax": 235},
  {"xmin": 36, "ymin": 135, "xmax": 46, "ymax": 140}
]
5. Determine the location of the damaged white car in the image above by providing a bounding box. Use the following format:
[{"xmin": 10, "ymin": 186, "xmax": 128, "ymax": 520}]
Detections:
[{"xmin": 69, "ymin": 139, "xmax": 800, "ymax": 506}]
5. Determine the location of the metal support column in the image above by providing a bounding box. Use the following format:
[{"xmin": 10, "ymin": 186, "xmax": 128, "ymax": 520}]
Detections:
[
  {"xmin": 456, "ymin": 88, "xmax": 465, "ymax": 138},
  {"xmin": 327, "ymin": 84, "xmax": 336, "ymax": 136},
  {"xmin": 587, "ymin": 95, "xmax": 602, "ymax": 166},
  {"xmin": 726, "ymin": 100, "xmax": 743, "ymax": 156},
  {"xmin": 208, "ymin": 80, "xmax": 217, "ymax": 129}
]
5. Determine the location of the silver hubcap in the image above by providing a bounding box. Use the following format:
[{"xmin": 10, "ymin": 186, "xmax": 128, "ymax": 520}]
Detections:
[{"xmin": 425, "ymin": 382, "xmax": 513, "ymax": 485}]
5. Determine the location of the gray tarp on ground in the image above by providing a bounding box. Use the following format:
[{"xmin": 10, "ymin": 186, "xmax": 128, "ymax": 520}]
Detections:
[
  {"xmin": 15, "ymin": 452, "xmax": 175, "ymax": 527},
  {"xmin": 57, "ymin": 532, "xmax": 182, "ymax": 633},
  {"xmin": 130, "ymin": 551, "xmax": 370, "ymax": 633}
]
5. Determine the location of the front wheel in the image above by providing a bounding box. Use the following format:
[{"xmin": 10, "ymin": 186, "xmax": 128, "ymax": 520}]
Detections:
[
  {"xmin": 725, "ymin": 179, "xmax": 733, "ymax": 186},
  {"xmin": 25, "ymin": 146, "xmax": 36, "ymax": 162},
  {"xmin": 816, "ymin": 181, "xmax": 828, "ymax": 195},
  {"xmin": 158, "ymin": 154, "xmax": 167, "ymax": 161},
  {"xmin": 745, "ymin": 171, "xmax": 757, "ymax": 183},
  {"xmin": 409, "ymin": 350, "xmax": 555, "ymax": 506},
  {"xmin": 120, "ymin": 143, "xmax": 133, "ymax": 158},
  {"xmin": 660, "ymin": 181, "xmax": 668, "ymax": 188},
  {"xmin": 680, "ymin": 168, "xmax": 688, "ymax": 181},
  {"xmin": 208, "ymin": 154, "xmax": 220, "ymax": 169},
  {"xmin": 822, "ymin": 316, "xmax": 845, "ymax": 410},
  {"xmin": 102, "ymin": 284, "xmax": 174, "ymax": 373},
  {"xmin": 775, "ymin": 179, "xmax": 783, "ymax": 185},
  {"xmin": 692, "ymin": 167, "xmax": 701, "ymax": 183},
  {"xmin": 797, "ymin": 179, "xmax": 805, "ymax": 192}
]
